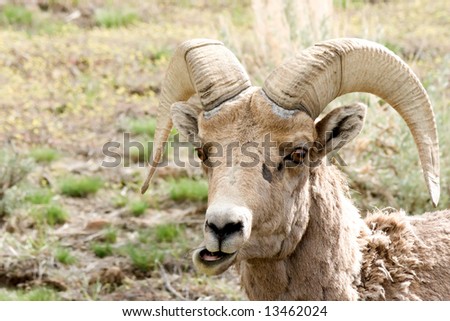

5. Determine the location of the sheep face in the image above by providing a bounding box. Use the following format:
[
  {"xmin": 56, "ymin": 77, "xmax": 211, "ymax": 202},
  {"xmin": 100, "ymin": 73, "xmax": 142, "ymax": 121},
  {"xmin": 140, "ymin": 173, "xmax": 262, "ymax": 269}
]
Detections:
[{"xmin": 172, "ymin": 88, "xmax": 366, "ymax": 275}]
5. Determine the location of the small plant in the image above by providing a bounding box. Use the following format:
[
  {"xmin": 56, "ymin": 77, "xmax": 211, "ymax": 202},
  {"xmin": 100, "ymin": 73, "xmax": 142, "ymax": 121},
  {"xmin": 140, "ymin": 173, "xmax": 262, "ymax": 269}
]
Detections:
[
  {"xmin": 92, "ymin": 243, "xmax": 113, "ymax": 258},
  {"xmin": 0, "ymin": 150, "xmax": 33, "ymax": 216},
  {"xmin": 55, "ymin": 247, "xmax": 77, "ymax": 265},
  {"xmin": 155, "ymin": 224, "xmax": 182, "ymax": 243},
  {"xmin": 103, "ymin": 227, "xmax": 118, "ymax": 244},
  {"xmin": 0, "ymin": 287, "xmax": 60, "ymax": 301},
  {"xmin": 29, "ymin": 147, "xmax": 59, "ymax": 163},
  {"xmin": 32, "ymin": 204, "xmax": 68, "ymax": 226},
  {"xmin": 25, "ymin": 189, "xmax": 53, "ymax": 205},
  {"xmin": 129, "ymin": 200, "xmax": 148, "ymax": 217},
  {"xmin": 95, "ymin": 8, "xmax": 139, "ymax": 28},
  {"xmin": 112, "ymin": 195, "xmax": 127, "ymax": 208},
  {"xmin": 59, "ymin": 176, "xmax": 103, "ymax": 197},
  {"xmin": 169, "ymin": 178, "xmax": 208, "ymax": 202},
  {"xmin": 127, "ymin": 246, "xmax": 163, "ymax": 272},
  {"xmin": 0, "ymin": 5, "xmax": 33, "ymax": 26},
  {"xmin": 125, "ymin": 117, "xmax": 157, "ymax": 137}
]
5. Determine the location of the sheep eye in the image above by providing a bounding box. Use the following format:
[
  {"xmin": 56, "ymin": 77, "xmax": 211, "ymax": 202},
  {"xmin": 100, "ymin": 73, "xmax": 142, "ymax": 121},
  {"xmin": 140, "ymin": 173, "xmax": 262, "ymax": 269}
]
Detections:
[
  {"xmin": 196, "ymin": 147, "xmax": 207, "ymax": 162},
  {"xmin": 285, "ymin": 148, "xmax": 307, "ymax": 165}
]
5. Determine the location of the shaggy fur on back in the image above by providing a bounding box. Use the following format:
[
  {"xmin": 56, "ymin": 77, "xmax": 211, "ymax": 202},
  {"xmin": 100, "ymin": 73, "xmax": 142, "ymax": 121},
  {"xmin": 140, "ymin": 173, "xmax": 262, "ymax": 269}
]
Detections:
[{"xmin": 360, "ymin": 210, "xmax": 450, "ymax": 300}]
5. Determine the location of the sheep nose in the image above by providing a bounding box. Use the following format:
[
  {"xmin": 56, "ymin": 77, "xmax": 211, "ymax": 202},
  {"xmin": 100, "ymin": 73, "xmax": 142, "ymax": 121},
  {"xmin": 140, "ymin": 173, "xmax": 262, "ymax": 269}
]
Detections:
[
  {"xmin": 204, "ymin": 204, "xmax": 252, "ymax": 253},
  {"xmin": 206, "ymin": 221, "xmax": 243, "ymax": 240}
]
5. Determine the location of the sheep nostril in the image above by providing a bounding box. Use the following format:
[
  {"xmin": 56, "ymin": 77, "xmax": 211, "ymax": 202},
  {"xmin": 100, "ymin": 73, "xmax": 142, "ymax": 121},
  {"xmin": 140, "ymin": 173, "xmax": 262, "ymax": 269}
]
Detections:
[{"xmin": 206, "ymin": 221, "xmax": 243, "ymax": 239}]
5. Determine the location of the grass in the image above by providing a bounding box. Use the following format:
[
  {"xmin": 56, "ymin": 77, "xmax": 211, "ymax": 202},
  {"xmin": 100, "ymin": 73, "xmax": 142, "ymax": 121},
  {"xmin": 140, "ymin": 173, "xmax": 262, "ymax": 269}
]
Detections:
[
  {"xmin": 59, "ymin": 176, "xmax": 103, "ymax": 197},
  {"xmin": 92, "ymin": 242, "xmax": 113, "ymax": 258},
  {"xmin": 32, "ymin": 204, "xmax": 68, "ymax": 226},
  {"xmin": 29, "ymin": 147, "xmax": 59, "ymax": 163},
  {"xmin": 0, "ymin": 4, "xmax": 33, "ymax": 26},
  {"xmin": 103, "ymin": 227, "xmax": 118, "ymax": 244},
  {"xmin": 126, "ymin": 246, "xmax": 164, "ymax": 272},
  {"xmin": 125, "ymin": 117, "xmax": 157, "ymax": 137},
  {"xmin": 0, "ymin": 287, "xmax": 60, "ymax": 301},
  {"xmin": 169, "ymin": 178, "xmax": 208, "ymax": 202},
  {"xmin": 25, "ymin": 189, "xmax": 53, "ymax": 205},
  {"xmin": 55, "ymin": 247, "xmax": 77, "ymax": 265},
  {"xmin": 0, "ymin": 151, "xmax": 34, "ymax": 217},
  {"xmin": 155, "ymin": 224, "xmax": 182, "ymax": 243},
  {"xmin": 95, "ymin": 8, "xmax": 139, "ymax": 28},
  {"xmin": 128, "ymin": 200, "xmax": 148, "ymax": 217}
]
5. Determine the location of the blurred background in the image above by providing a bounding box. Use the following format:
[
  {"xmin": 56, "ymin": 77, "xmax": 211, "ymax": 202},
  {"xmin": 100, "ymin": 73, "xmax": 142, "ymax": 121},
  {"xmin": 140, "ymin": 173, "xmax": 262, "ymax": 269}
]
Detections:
[{"xmin": 0, "ymin": 0, "xmax": 448, "ymax": 300}]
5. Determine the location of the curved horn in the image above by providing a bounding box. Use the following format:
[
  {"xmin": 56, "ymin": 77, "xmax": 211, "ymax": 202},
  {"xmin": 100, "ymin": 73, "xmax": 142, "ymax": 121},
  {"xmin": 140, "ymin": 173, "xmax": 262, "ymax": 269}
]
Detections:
[
  {"xmin": 263, "ymin": 38, "xmax": 439, "ymax": 206},
  {"xmin": 141, "ymin": 39, "xmax": 251, "ymax": 193}
]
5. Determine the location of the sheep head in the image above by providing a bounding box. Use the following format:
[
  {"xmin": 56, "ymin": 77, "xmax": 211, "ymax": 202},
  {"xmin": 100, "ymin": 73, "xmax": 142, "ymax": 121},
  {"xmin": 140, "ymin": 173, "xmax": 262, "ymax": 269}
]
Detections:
[{"xmin": 142, "ymin": 38, "xmax": 440, "ymax": 276}]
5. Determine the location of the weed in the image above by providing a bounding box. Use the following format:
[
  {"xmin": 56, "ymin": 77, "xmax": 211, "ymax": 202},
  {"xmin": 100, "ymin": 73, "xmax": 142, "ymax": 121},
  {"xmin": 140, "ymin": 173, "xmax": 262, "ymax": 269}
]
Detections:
[
  {"xmin": 127, "ymin": 246, "xmax": 163, "ymax": 272},
  {"xmin": 25, "ymin": 189, "xmax": 53, "ymax": 205},
  {"xmin": 92, "ymin": 243, "xmax": 113, "ymax": 258},
  {"xmin": 169, "ymin": 178, "xmax": 208, "ymax": 202},
  {"xmin": 59, "ymin": 176, "xmax": 103, "ymax": 197},
  {"xmin": 32, "ymin": 204, "xmax": 68, "ymax": 226},
  {"xmin": 155, "ymin": 224, "xmax": 182, "ymax": 243},
  {"xmin": 0, "ymin": 150, "xmax": 33, "ymax": 216},
  {"xmin": 125, "ymin": 117, "xmax": 157, "ymax": 137},
  {"xmin": 103, "ymin": 227, "xmax": 118, "ymax": 244},
  {"xmin": 95, "ymin": 8, "xmax": 139, "ymax": 29},
  {"xmin": 128, "ymin": 200, "xmax": 148, "ymax": 217},
  {"xmin": 0, "ymin": 287, "xmax": 60, "ymax": 301},
  {"xmin": 55, "ymin": 247, "xmax": 77, "ymax": 265},
  {"xmin": 29, "ymin": 147, "xmax": 59, "ymax": 163},
  {"xmin": 0, "ymin": 5, "xmax": 33, "ymax": 26},
  {"xmin": 112, "ymin": 195, "xmax": 127, "ymax": 208}
]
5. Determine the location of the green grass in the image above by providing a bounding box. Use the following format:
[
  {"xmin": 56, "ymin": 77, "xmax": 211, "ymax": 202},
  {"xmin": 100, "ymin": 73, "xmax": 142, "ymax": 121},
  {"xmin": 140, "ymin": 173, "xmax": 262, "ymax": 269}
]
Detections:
[
  {"xmin": 0, "ymin": 5, "xmax": 33, "ymax": 26},
  {"xmin": 32, "ymin": 204, "xmax": 68, "ymax": 226},
  {"xmin": 55, "ymin": 247, "xmax": 77, "ymax": 265},
  {"xmin": 95, "ymin": 8, "xmax": 139, "ymax": 28},
  {"xmin": 59, "ymin": 176, "xmax": 103, "ymax": 197},
  {"xmin": 126, "ymin": 117, "xmax": 157, "ymax": 137},
  {"xmin": 155, "ymin": 224, "xmax": 182, "ymax": 243},
  {"xmin": 169, "ymin": 178, "xmax": 208, "ymax": 202},
  {"xmin": 0, "ymin": 287, "xmax": 60, "ymax": 301},
  {"xmin": 25, "ymin": 189, "xmax": 53, "ymax": 205},
  {"xmin": 29, "ymin": 147, "xmax": 59, "ymax": 163},
  {"xmin": 126, "ymin": 246, "xmax": 164, "ymax": 272},
  {"xmin": 128, "ymin": 200, "xmax": 148, "ymax": 217},
  {"xmin": 103, "ymin": 227, "xmax": 118, "ymax": 244},
  {"xmin": 112, "ymin": 194, "xmax": 128, "ymax": 208},
  {"xmin": 91, "ymin": 242, "xmax": 113, "ymax": 258}
]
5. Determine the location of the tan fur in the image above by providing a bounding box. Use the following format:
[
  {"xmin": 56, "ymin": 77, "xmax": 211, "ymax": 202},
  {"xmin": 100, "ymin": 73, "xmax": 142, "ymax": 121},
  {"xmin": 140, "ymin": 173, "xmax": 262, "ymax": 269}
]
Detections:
[{"xmin": 172, "ymin": 88, "xmax": 450, "ymax": 300}]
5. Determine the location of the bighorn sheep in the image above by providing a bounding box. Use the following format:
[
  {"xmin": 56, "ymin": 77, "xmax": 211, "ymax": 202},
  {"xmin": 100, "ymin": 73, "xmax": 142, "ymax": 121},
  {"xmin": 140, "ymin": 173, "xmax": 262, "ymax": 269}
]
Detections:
[{"xmin": 141, "ymin": 38, "xmax": 450, "ymax": 300}]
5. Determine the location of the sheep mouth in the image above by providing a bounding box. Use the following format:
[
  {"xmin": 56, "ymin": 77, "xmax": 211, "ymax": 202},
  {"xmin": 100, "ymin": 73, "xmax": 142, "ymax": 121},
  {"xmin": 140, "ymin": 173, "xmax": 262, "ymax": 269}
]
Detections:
[{"xmin": 193, "ymin": 247, "xmax": 237, "ymax": 275}]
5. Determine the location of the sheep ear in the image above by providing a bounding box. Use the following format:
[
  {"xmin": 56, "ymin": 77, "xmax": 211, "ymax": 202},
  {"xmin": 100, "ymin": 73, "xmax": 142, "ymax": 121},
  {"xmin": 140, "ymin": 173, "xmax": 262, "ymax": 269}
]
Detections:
[
  {"xmin": 171, "ymin": 101, "xmax": 202, "ymax": 141},
  {"xmin": 314, "ymin": 103, "xmax": 367, "ymax": 156}
]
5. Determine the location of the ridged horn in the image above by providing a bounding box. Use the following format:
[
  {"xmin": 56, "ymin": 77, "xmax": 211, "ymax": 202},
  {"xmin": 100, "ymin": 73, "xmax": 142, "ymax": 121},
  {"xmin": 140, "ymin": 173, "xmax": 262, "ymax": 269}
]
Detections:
[
  {"xmin": 141, "ymin": 39, "xmax": 251, "ymax": 193},
  {"xmin": 263, "ymin": 38, "xmax": 439, "ymax": 206}
]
